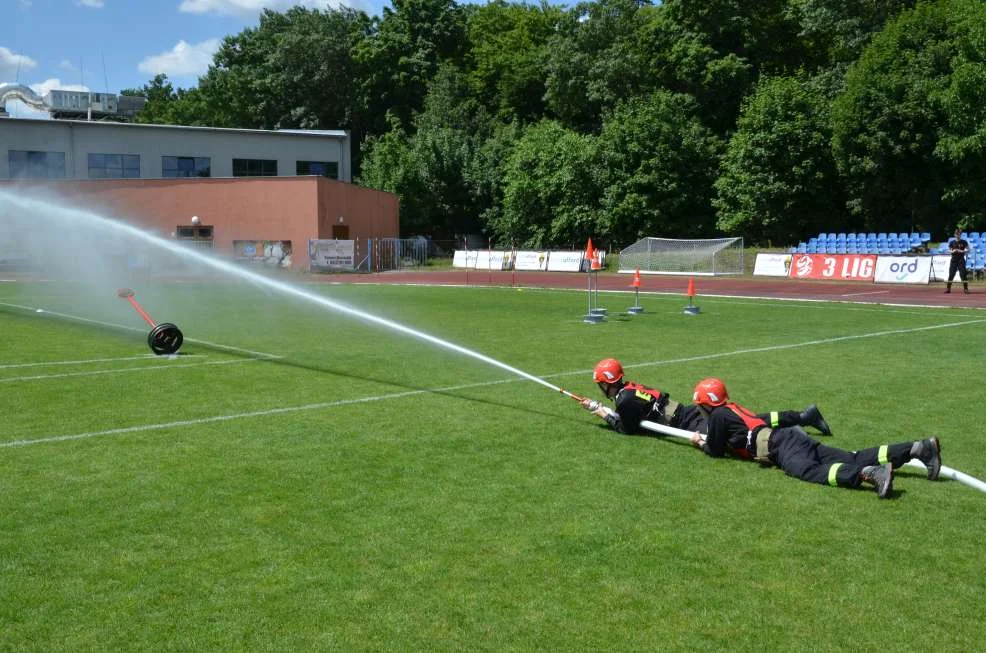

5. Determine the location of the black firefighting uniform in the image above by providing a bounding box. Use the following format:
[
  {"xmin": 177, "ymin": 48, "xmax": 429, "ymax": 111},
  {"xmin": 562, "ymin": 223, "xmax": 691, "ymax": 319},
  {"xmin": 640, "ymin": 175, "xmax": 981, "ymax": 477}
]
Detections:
[
  {"xmin": 948, "ymin": 237, "xmax": 970, "ymax": 285},
  {"xmin": 601, "ymin": 382, "xmax": 806, "ymax": 436},
  {"xmin": 702, "ymin": 401, "xmax": 916, "ymax": 488}
]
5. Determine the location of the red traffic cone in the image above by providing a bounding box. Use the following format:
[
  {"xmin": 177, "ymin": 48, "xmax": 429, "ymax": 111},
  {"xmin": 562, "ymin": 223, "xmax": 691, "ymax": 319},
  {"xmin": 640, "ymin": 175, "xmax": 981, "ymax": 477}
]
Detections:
[
  {"xmin": 631, "ymin": 268, "xmax": 641, "ymax": 288},
  {"xmin": 684, "ymin": 277, "xmax": 700, "ymax": 314}
]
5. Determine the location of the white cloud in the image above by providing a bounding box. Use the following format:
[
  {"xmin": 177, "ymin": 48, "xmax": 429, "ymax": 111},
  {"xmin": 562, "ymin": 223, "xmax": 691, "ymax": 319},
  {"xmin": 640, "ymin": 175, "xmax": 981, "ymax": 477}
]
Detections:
[
  {"xmin": 0, "ymin": 46, "xmax": 38, "ymax": 79},
  {"xmin": 137, "ymin": 38, "xmax": 220, "ymax": 78},
  {"xmin": 178, "ymin": 0, "xmax": 348, "ymax": 17},
  {"xmin": 76, "ymin": 0, "xmax": 105, "ymax": 7},
  {"xmin": 58, "ymin": 59, "xmax": 78, "ymax": 72}
]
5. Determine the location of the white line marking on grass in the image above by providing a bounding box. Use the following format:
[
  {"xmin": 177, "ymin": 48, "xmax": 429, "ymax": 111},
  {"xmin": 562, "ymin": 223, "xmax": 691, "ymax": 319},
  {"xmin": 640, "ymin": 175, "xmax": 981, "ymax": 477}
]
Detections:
[
  {"xmin": 0, "ymin": 300, "xmax": 283, "ymax": 360},
  {"xmin": 0, "ymin": 354, "xmax": 205, "ymax": 369},
  {"xmin": 6, "ymin": 317, "xmax": 986, "ymax": 449},
  {"xmin": 0, "ymin": 381, "xmax": 513, "ymax": 448},
  {"xmin": 0, "ymin": 358, "xmax": 262, "ymax": 384}
]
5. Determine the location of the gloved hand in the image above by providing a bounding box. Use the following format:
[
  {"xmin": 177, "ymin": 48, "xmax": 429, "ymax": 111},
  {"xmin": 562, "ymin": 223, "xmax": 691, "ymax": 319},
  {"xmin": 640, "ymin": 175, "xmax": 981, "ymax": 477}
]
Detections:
[{"xmin": 581, "ymin": 398, "xmax": 601, "ymax": 412}]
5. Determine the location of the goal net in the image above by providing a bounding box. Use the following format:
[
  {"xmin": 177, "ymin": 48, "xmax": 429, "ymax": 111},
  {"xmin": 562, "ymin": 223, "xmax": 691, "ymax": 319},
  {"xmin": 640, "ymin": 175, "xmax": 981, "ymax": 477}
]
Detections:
[{"xmin": 618, "ymin": 237, "xmax": 744, "ymax": 276}]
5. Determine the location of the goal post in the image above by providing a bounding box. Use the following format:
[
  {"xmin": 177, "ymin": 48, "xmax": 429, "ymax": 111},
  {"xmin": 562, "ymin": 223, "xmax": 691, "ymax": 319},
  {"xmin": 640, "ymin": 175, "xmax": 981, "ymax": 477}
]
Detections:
[{"xmin": 618, "ymin": 237, "xmax": 744, "ymax": 276}]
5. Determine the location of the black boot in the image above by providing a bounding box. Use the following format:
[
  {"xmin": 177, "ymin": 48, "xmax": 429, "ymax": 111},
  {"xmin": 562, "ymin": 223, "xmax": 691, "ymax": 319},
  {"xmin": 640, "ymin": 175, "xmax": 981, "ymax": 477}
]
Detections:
[
  {"xmin": 800, "ymin": 404, "xmax": 832, "ymax": 436},
  {"xmin": 860, "ymin": 463, "xmax": 894, "ymax": 499}
]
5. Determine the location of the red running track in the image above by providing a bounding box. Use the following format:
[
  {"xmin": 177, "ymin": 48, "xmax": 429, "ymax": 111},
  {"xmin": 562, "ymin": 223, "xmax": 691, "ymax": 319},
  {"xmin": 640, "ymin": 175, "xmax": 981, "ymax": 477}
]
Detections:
[{"xmin": 309, "ymin": 269, "xmax": 986, "ymax": 310}]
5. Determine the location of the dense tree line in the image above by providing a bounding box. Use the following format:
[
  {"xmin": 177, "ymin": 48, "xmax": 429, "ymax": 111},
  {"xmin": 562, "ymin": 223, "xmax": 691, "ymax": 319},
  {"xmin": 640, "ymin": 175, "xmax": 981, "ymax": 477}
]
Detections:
[{"xmin": 122, "ymin": 0, "xmax": 986, "ymax": 248}]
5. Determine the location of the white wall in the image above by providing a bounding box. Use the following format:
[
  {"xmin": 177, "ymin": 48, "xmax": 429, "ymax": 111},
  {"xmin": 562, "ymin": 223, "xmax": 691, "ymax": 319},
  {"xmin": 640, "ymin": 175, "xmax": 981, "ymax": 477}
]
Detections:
[{"xmin": 0, "ymin": 118, "xmax": 350, "ymax": 181}]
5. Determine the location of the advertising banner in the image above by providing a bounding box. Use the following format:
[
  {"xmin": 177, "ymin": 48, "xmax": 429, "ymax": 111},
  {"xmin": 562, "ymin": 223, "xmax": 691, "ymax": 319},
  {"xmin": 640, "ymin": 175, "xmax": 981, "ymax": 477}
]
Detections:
[
  {"xmin": 308, "ymin": 239, "xmax": 353, "ymax": 270},
  {"xmin": 547, "ymin": 250, "xmax": 585, "ymax": 272},
  {"xmin": 753, "ymin": 253, "xmax": 793, "ymax": 277},
  {"xmin": 475, "ymin": 250, "xmax": 508, "ymax": 270},
  {"xmin": 452, "ymin": 249, "xmax": 480, "ymax": 269},
  {"xmin": 514, "ymin": 250, "xmax": 549, "ymax": 271},
  {"xmin": 930, "ymin": 255, "xmax": 952, "ymax": 282},
  {"xmin": 239, "ymin": 240, "xmax": 294, "ymax": 268},
  {"xmin": 789, "ymin": 253, "xmax": 877, "ymax": 281},
  {"xmin": 873, "ymin": 256, "xmax": 931, "ymax": 284}
]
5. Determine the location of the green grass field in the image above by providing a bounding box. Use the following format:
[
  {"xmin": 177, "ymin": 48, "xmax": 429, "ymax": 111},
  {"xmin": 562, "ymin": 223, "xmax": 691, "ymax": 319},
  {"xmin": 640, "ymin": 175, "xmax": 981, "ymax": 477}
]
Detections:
[{"xmin": 2, "ymin": 278, "xmax": 985, "ymax": 652}]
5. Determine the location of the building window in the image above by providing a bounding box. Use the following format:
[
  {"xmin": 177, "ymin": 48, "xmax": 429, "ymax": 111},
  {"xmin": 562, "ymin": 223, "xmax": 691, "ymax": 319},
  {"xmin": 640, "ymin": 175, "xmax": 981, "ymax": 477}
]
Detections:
[
  {"xmin": 163, "ymin": 156, "xmax": 211, "ymax": 178},
  {"xmin": 233, "ymin": 158, "xmax": 278, "ymax": 177},
  {"xmin": 8, "ymin": 150, "xmax": 66, "ymax": 179},
  {"xmin": 296, "ymin": 160, "xmax": 338, "ymax": 179},
  {"xmin": 88, "ymin": 153, "xmax": 140, "ymax": 179}
]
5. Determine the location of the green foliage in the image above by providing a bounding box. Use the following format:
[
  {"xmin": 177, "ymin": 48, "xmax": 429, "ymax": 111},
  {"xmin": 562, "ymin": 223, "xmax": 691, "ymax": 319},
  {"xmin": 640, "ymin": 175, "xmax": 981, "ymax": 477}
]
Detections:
[
  {"xmin": 596, "ymin": 91, "xmax": 723, "ymax": 243},
  {"xmin": 715, "ymin": 74, "xmax": 847, "ymax": 244},
  {"xmin": 465, "ymin": 0, "xmax": 564, "ymax": 122},
  {"xmin": 495, "ymin": 120, "xmax": 600, "ymax": 247},
  {"xmin": 832, "ymin": 0, "xmax": 986, "ymax": 233}
]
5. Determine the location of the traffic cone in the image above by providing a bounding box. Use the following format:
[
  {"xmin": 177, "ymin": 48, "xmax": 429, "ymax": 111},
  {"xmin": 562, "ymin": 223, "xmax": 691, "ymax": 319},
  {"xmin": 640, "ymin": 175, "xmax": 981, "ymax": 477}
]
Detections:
[
  {"xmin": 627, "ymin": 268, "xmax": 644, "ymax": 314},
  {"xmin": 684, "ymin": 277, "xmax": 700, "ymax": 314}
]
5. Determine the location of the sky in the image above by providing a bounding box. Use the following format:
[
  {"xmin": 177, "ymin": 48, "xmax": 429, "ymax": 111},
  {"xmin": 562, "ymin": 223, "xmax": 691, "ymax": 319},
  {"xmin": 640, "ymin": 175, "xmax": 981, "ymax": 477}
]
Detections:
[{"xmin": 1, "ymin": 0, "xmax": 381, "ymax": 119}]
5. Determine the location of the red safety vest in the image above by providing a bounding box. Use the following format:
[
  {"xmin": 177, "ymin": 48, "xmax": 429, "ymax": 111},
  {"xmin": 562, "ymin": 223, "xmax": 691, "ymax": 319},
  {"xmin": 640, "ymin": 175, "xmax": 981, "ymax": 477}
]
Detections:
[
  {"xmin": 622, "ymin": 382, "xmax": 665, "ymax": 404},
  {"xmin": 723, "ymin": 402, "xmax": 768, "ymax": 459}
]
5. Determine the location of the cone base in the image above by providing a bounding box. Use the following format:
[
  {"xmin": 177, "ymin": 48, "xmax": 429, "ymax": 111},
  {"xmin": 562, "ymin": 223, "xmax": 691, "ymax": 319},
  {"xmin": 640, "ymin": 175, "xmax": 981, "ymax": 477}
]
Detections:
[
  {"xmin": 683, "ymin": 306, "xmax": 701, "ymax": 315},
  {"xmin": 583, "ymin": 313, "xmax": 606, "ymax": 323},
  {"xmin": 627, "ymin": 306, "xmax": 644, "ymax": 314}
]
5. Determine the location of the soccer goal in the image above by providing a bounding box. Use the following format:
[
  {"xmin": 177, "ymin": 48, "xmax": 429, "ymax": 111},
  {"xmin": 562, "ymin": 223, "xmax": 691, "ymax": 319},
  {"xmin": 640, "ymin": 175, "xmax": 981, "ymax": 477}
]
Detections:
[{"xmin": 618, "ymin": 237, "xmax": 744, "ymax": 276}]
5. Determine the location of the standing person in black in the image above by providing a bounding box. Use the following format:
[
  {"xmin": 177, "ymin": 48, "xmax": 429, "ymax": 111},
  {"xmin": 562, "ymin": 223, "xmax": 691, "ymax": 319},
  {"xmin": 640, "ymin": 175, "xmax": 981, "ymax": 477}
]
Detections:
[
  {"xmin": 581, "ymin": 358, "xmax": 832, "ymax": 438},
  {"xmin": 687, "ymin": 377, "xmax": 943, "ymax": 499},
  {"xmin": 946, "ymin": 228, "xmax": 970, "ymax": 294}
]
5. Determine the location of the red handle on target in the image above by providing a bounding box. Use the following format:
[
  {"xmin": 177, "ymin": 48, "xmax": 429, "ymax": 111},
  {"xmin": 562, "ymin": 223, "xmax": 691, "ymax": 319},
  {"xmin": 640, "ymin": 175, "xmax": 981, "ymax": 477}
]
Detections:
[{"xmin": 117, "ymin": 288, "xmax": 158, "ymax": 327}]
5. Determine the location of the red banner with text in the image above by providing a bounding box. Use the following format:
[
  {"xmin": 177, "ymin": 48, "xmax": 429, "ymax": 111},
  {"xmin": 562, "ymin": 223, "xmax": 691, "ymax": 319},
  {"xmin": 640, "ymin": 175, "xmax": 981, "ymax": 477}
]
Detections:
[{"xmin": 789, "ymin": 254, "xmax": 878, "ymax": 281}]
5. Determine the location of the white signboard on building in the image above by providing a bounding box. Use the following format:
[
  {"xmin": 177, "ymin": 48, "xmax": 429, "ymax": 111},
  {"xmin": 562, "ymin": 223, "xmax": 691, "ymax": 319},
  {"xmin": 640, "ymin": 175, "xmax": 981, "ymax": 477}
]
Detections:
[{"xmin": 309, "ymin": 239, "xmax": 354, "ymax": 270}]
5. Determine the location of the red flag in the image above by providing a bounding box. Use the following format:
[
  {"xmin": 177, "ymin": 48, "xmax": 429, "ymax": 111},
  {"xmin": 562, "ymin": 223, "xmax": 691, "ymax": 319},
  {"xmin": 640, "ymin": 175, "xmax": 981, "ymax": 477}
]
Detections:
[
  {"xmin": 631, "ymin": 268, "xmax": 641, "ymax": 288},
  {"xmin": 585, "ymin": 238, "xmax": 596, "ymax": 270},
  {"xmin": 687, "ymin": 277, "xmax": 696, "ymax": 298}
]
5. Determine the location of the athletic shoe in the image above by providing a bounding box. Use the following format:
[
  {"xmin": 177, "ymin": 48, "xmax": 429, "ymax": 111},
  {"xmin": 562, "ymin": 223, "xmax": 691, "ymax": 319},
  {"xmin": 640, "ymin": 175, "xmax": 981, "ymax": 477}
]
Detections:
[
  {"xmin": 800, "ymin": 404, "xmax": 832, "ymax": 436},
  {"xmin": 861, "ymin": 463, "xmax": 894, "ymax": 499},
  {"xmin": 917, "ymin": 437, "xmax": 942, "ymax": 481}
]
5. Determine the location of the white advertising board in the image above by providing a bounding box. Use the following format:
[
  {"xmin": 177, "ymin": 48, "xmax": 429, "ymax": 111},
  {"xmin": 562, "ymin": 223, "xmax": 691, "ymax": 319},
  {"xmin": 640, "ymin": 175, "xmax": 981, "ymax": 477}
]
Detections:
[
  {"xmin": 452, "ymin": 250, "xmax": 480, "ymax": 269},
  {"xmin": 308, "ymin": 239, "xmax": 354, "ymax": 269},
  {"xmin": 873, "ymin": 256, "xmax": 931, "ymax": 284},
  {"xmin": 514, "ymin": 250, "xmax": 549, "ymax": 271},
  {"xmin": 930, "ymin": 255, "xmax": 952, "ymax": 282},
  {"xmin": 753, "ymin": 253, "xmax": 792, "ymax": 277},
  {"xmin": 547, "ymin": 250, "xmax": 585, "ymax": 272},
  {"xmin": 475, "ymin": 250, "xmax": 508, "ymax": 270}
]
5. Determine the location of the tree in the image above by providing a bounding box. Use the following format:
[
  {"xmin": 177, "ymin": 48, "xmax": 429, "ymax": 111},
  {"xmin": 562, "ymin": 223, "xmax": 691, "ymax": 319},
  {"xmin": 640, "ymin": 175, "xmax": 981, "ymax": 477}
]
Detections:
[
  {"xmin": 542, "ymin": 0, "xmax": 657, "ymax": 132},
  {"xmin": 465, "ymin": 0, "xmax": 563, "ymax": 123},
  {"xmin": 715, "ymin": 74, "xmax": 847, "ymax": 245},
  {"xmin": 493, "ymin": 120, "xmax": 599, "ymax": 247},
  {"xmin": 355, "ymin": 0, "xmax": 469, "ymax": 137},
  {"xmin": 595, "ymin": 91, "xmax": 723, "ymax": 244},
  {"xmin": 832, "ymin": 0, "xmax": 986, "ymax": 234}
]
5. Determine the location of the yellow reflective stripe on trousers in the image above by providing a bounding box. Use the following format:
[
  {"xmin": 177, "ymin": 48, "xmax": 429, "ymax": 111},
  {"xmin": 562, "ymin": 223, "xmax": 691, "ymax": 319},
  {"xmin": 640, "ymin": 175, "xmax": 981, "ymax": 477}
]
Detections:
[
  {"xmin": 879, "ymin": 445, "xmax": 889, "ymax": 465},
  {"xmin": 770, "ymin": 411, "xmax": 780, "ymax": 427},
  {"xmin": 828, "ymin": 463, "xmax": 843, "ymax": 486}
]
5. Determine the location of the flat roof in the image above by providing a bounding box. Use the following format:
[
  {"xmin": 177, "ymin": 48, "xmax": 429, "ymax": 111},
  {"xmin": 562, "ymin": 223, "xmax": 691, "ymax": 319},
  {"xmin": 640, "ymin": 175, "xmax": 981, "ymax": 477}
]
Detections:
[{"xmin": 0, "ymin": 116, "xmax": 348, "ymax": 139}]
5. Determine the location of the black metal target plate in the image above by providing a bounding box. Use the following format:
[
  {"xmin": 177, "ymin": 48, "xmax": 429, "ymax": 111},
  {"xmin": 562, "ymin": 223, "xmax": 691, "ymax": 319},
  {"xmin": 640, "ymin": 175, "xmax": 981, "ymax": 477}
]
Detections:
[{"xmin": 148, "ymin": 323, "xmax": 183, "ymax": 355}]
